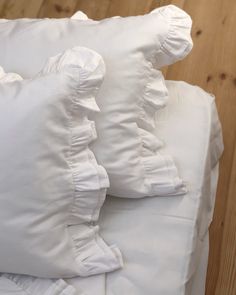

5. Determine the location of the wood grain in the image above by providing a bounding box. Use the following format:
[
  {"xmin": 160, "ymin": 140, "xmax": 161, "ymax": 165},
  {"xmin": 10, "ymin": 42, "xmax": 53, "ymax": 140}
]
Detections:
[
  {"xmin": 0, "ymin": 0, "xmax": 44, "ymax": 18},
  {"xmin": 165, "ymin": 1, "xmax": 236, "ymax": 294},
  {"xmin": 38, "ymin": 0, "xmax": 78, "ymax": 18},
  {"xmin": 0, "ymin": 1, "xmax": 235, "ymax": 294},
  {"xmin": 215, "ymin": 140, "xmax": 236, "ymax": 295},
  {"xmin": 74, "ymin": 0, "xmax": 111, "ymax": 19}
]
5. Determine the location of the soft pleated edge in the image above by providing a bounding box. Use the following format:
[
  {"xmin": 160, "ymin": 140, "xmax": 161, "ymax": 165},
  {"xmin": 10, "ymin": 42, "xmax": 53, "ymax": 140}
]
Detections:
[
  {"xmin": 138, "ymin": 67, "xmax": 187, "ymax": 197},
  {"xmin": 151, "ymin": 4, "xmax": 193, "ymax": 68},
  {"xmin": 68, "ymin": 94, "xmax": 123, "ymax": 275},
  {"xmin": 68, "ymin": 224, "xmax": 123, "ymax": 276},
  {"xmin": 42, "ymin": 47, "xmax": 123, "ymax": 275}
]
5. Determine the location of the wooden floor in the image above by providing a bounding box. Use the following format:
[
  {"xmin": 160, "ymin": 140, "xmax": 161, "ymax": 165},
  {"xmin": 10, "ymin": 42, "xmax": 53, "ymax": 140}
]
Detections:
[{"xmin": 0, "ymin": 1, "xmax": 235, "ymax": 294}]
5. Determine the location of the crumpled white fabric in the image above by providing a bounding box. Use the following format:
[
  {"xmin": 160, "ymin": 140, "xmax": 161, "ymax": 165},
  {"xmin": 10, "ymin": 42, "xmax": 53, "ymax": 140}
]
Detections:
[
  {"xmin": 0, "ymin": 66, "xmax": 22, "ymax": 83},
  {"xmin": 0, "ymin": 275, "xmax": 78, "ymax": 295},
  {"xmin": 0, "ymin": 5, "xmax": 192, "ymax": 198}
]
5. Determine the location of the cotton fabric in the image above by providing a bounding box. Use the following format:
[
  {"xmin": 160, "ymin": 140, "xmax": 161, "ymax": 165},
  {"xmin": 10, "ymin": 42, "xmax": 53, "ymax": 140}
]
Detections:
[
  {"xmin": 0, "ymin": 47, "xmax": 122, "ymax": 278},
  {"xmin": 0, "ymin": 5, "xmax": 192, "ymax": 198},
  {"xmin": 0, "ymin": 80, "xmax": 223, "ymax": 294}
]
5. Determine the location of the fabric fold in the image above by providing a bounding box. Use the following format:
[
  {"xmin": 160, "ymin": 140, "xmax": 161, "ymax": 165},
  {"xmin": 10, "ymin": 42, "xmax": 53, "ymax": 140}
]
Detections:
[
  {"xmin": 1, "ymin": 274, "xmax": 77, "ymax": 295},
  {"xmin": 39, "ymin": 46, "xmax": 105, "ymax": 113},
  {"xmin": 69, "ymin": 225, "xmax": 123, "ymax": 277},
  {"xmin": 39, "ymin": 47, "xmax": 123, "ymax": 275},
  {"xmin": 137, "ymin": 67, "xmax": 186, "ymax": 196},
  {"xmin": 144, "ymin": 154, "xmax": 187, "ymax": 195},
  {"xmin": 152, "ymin": 4, "xmax": 193, "ymax": 68},
  {"xmin": 138, "ymin": 68, "xmax": 168, "ymax": 130},
  {"xmin": 0, "ymin": 66, "xmax": 22, "ymax": 83}
]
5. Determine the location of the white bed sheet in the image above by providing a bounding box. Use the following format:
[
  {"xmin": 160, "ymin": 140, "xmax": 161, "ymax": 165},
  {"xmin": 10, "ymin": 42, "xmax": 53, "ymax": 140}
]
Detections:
[
  {"xmin": 68, "ymin": 81, "xmax": 223, "ymax": 295},
  {"xmin": 0, "ymin": 81, "xmax": 223, "ymax": 295}
]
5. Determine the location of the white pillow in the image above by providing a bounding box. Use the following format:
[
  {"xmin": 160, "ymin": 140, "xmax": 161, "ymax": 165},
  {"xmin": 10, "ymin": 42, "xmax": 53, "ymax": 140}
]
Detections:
[
  {"xmin": 0, "ymin": 47, "xmax": 122, "ymax": 278},
  {"xmin": 0, "ymin": 5, "xmax": 192, "ymax": 198}
]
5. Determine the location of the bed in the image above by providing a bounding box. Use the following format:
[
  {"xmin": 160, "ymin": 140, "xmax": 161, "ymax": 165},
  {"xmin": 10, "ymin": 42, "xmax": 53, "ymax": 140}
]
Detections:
[
  {"xmin": 67, "ymin": 80, "xmax": 223, "ymax": 295},
  {"xmin": 0, "ymin": 80, "xmax": 223, "ymax": 295}
]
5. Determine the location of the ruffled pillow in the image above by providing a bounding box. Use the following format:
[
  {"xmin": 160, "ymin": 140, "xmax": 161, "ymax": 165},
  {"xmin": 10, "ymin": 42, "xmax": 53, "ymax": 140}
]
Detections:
[
  {"xmin": 71, "ymin": 4, "xmax": 191, "ymax": 197},
  {"xmin": 0, "ymin": 47, "xmax": 122, "ymax": 278},
  {"xmin": 70, "ymin": 5, "xmax": 192, "ymax": 198},
  {"xmin": 0, "ymin": 5, "xmax": 192, "ymax": 198}
]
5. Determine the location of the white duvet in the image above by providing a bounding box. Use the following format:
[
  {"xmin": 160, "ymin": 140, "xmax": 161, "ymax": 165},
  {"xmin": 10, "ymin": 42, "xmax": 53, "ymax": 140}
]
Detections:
[{"xmin": 0, "ymin": 81, "xmax": 223, "ymax": 295}]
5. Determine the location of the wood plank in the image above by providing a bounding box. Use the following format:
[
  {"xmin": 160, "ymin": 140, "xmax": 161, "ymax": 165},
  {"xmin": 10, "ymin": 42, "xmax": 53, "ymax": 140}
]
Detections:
[
  {"xmin": 0, "ymin": 0, "xmax": 44, "ymax": 18},
  {"xmin": 107, "ymin": 0, "xmax": 153, "ymax": 17},
  {"xmin": 106, "ymin": 0, "xmax": 185, "ymax": 21},
  {"xmin": 38, "ymin": 0, "xmax": 78, "ymax": 18},
  {"xmin": 0, "ymin": 1, "xmax": 235, "ymax": 293},
  {"xmin": 0, "ymin": 0, "xmax": 7, "ymax": 18},
  {"xmin": 74, "ymin": 0, "xmax": 111, "ymax": 20},
  {"xmin": 150, "ymin": 0, "xmax": 185, "ymax": 10},
  {"xmin": 215, "ymin": 141, "xmax": 236, "ymax": 294},
  {"xmin": 165, "ymin": 0, "xmax": 236, "ymax": 294}
]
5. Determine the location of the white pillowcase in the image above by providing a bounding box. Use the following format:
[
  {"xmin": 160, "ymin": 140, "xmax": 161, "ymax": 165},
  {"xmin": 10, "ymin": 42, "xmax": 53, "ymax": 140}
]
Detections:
[
  {"xmin": 0, "ymin": 5, "xmax": 192, "ymax": 198},
  {"xmin": 0, "ymin": 47, "xmax": 122, "ymax": 278}
]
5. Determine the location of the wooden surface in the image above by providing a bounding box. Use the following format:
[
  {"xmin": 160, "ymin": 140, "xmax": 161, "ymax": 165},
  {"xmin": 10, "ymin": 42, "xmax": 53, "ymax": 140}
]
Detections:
[{"xmin": 0, "ymin": 1, "xmax": 235, "ymax": 294}]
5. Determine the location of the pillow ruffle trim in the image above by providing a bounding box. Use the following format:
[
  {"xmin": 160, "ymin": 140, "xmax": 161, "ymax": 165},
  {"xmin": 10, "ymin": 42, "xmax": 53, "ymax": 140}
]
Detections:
[
  {"xmin": 41, "ymin": 47, "xmax": 123, "ymax": 276},
  {"xmin": 68, "ymin": 224, "xmax": 123, "ymax": 276},
  {"xmin": 151, "ymin": 4, "xmax": 193, "ymax": 68},
  {"xmin": 138, "ymin": 67, "xmax": 187, "ymax": 196}
]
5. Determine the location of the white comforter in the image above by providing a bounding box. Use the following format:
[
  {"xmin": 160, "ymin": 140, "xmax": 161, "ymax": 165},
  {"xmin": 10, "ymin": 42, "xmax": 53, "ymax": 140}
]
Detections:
[{"xmin": 0, "ymin": 81, "xmax": 223, "ymax": 295}]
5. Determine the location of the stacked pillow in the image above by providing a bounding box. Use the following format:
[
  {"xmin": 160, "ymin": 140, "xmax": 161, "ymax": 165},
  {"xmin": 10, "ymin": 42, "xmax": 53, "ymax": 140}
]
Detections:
[
  {"xmin": 0, "ymin": 5, "xmax": 192, "ymax": 198},
  {"xmin": 0, "ymin": 5, "xmax": 193, "ymax": 278}
]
